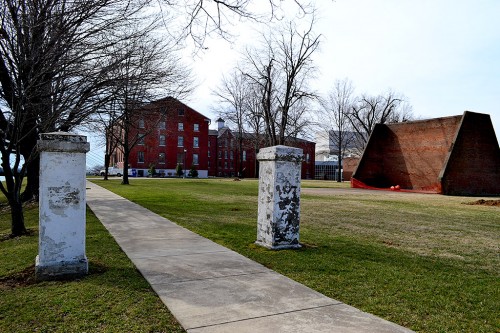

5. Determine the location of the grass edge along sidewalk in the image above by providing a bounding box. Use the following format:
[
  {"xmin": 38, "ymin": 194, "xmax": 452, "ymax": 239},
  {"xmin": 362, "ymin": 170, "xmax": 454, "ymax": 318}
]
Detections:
[
  {"xmin": 0, "ymin": 203, "xmax": 185, "ymax": 333},
  {"xmin": 94, "ymin": 178, "xmax": 499, "ymax": 333}
]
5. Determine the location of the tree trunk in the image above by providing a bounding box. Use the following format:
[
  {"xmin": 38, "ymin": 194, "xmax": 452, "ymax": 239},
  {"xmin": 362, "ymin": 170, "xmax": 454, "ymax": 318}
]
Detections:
[
  {"xmin": 10, "ymin": 197, "xmax": 27, "ymax": 236},
  {"xmin": 20, "ymin": 130, "xmax": 40, "ymax": 201},
  {"xmin": 103, "ymin": 153, "xmax": 110, "ymax": 180},
  {"xmin": 238, "ymin": 137, "xmax": 244, "ymax": 177},
  {"xmin": 122, "ymin": 150, "xmax": 130, "ymax": 185},
  {"xmin": 21, "ymin": 157, "xmax": 39, "ymax": 201},
  {"xmin": 338, "ymin": 153, "xmax": 342, "ymax": 182}
]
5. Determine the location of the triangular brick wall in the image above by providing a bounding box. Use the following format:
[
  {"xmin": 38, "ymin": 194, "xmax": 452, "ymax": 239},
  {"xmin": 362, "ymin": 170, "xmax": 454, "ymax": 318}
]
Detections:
[
  {"xmin": 439, "ymin": 112, "xmax": 500, "ymax": 195},
  {"xmin": 352, "ymin": 111, "xmax": 500, "ymax": 196}
]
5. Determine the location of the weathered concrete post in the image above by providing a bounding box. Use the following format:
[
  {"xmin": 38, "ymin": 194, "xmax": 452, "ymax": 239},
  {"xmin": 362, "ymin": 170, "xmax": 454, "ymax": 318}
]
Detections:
[
  {"xmin": 35, "ymin": 132, "xmax": 90, "ymax": 280},
  {"xmin": 256, "ymin": 145, "xmax": 303, "ymax": 249}
]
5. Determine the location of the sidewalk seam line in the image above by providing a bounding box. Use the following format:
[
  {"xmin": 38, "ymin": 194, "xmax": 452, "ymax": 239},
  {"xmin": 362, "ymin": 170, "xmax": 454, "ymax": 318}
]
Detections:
[
  {"xmin": 129, "ymin": 250, "xmax": 231, "ymax": 259},
  {"xmin": 185, "ymin": 302, "xmax": 343, "ymax": 331},
  {"xmin": 149, "ymin": 270, "xmax": 272, "ymax": 285},
  {"xmin": 128, "ymin": 250, "xmax": 232, "ymax": 260}
]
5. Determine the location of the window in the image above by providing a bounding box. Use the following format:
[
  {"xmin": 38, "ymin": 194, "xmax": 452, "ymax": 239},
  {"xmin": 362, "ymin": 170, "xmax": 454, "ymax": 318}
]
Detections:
[
  {"xmin": 178, "ymin": 122, "xmax": 184, "ymax": 131},
  {"xmin": 193, "ymin": 137, "xmax": 199, "ymax": 148},
  {"xmin": 208, "ymin": 151, "xmax": 211, "ymax": 158},
  {"xmin": 178, "ymin": 136, "xmax": 184, "ymax": 147},
  {"xmin": 218, "ymin": 151, "xmax": 222, "ymax": 159},
  {"xmin": 177, "ymin": 153, "xmax": 183, "ymax": 164},
  {"xmin": 306, "ymin": 153, "xmax": 310, "ymax": 163},
  {"xmin": 208, "ymin": 140, "xmax": 211, "ymax": 147},
  {"xmin": 139, "ymin": 118, "xmax": 144, "ymax": 128},
  {"xmin": 159, "ymin": 121, "xmax": 166, "ymax": 129},
  {"xmin": 138, "ymin": 134, "xmax": 145, "ymax": 145},
  {"xmin": 159, "ymin": 153, "xmax": 165, "ymax": 164},
  {"xmin": 224, "ymin": 139, "xmax": 228, "ymax": 147},
  {"xmin": 159, "ymin": 107, "xmax": 166, "ymax": 115},
  {"xmin": 224, "ymin": 161, "xmax": 228, "ymax": 169},
  {"xmin": 138, "ymin": 151, "xmax": 144, "ymax": 163},
  {"xmin": 178, "ymin": 108, "xmax": 184, "ymax": 116},
  {"xmin": 194, "ymin": 123, "xmax": 199, "ymax": 131},
  {"xmin": 224, "ymin": 151, "xmax": 228, "ymax": 159},
  {"xmin": 193, "ymin": 153, "xmax": 199, "ymax": 165},
  {"xmin": 159, "ymin": 135, "xmax": 165, "ymax": 146},
  {"xmin": 230, "ymin": 151, "xmax": 233, "ymax": 160},
  {"xmin": 243, "ymin": 151, "xmax": 247, "ymax": 161}
]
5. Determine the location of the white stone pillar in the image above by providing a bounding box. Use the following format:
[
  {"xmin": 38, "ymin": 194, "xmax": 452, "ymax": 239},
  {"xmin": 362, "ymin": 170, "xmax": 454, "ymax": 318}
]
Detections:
[
  {"xmin": 256, "ymin": 145, "xmax": 303, "ymax": 249},
  {"xmin": 35, "ymin": 132, "xmax": 90, "ymax": 280}
]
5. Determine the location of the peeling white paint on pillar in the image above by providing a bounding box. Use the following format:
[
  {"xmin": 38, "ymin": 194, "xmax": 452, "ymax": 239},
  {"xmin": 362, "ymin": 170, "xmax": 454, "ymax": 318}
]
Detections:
[
  {"xmin": 256, "ymin": 145, "xmax": 303, "ymax": 249},
  {"xmin": 35, "ymin": 132, "xmax": 90, "ymax": 280}
]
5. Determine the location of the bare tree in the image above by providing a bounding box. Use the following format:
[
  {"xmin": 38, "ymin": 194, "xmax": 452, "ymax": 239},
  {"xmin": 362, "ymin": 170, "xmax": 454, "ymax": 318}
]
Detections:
[
  {"xmin": 212, "ymin": 69, "xmax": 250, "ymax": 176},
  {"xmin": 85, "ymin": 99, "xmax": 122, "ymax": 180},
  {"xmin": 102, "ymin": 30, "xmax": 193, "ymax": 185},
  {"xmin": 349, "ymin": 90, "xmax": 413, "ymax": 149},
  {"xmin": 0, "ymin": 0, "xmax": 151, "ymax": 235},
  {"xmin": 284, "ymin": 99, "xmax": 312, "ymax": 140},
  {"xmin": 243, "ymin": 86, "xmax": 266, "ymax": 177},
  {"xmin": 243, "ymin": 16, "xmax": 320, "ymax": 146},
  {"xmin": 317, "ymin": 79, "xmax": 358, "ymax": 181},
  {"xmin": 163, "ymin": 0, "xmax": 316, "ymax": 48}
]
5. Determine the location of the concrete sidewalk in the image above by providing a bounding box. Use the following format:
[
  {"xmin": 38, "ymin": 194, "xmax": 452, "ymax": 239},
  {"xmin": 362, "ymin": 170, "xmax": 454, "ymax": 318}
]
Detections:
[{"xmin": 86, "ymin": 181, "xmax": 413, "ymax": 333}]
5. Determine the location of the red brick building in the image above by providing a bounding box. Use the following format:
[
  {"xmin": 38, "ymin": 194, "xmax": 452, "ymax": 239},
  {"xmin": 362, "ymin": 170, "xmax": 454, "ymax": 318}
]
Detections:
[
  {"xmin": 208, "ymin": 119, "xmax": 316, "ymax": 179},
  {"xmin": 110, "ymin": 99, "xmax": 316, "ymax": 179},
  {"xmin": 111, "ymin": 97, "xmax": 211, "ymax": 177}
]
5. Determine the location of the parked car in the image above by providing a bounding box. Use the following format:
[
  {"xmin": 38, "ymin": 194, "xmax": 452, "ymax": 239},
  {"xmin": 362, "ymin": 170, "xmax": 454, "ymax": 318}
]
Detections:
[{"xmin": 99, "ymin": 167, "xmax": 123, "ymax": 177}]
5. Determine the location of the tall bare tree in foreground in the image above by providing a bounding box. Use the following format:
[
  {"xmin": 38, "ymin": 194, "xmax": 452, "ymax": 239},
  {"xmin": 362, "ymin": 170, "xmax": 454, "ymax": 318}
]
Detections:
[{"xmin": 0, "ymin": 0, "xmax": 151, "ymax": 235}]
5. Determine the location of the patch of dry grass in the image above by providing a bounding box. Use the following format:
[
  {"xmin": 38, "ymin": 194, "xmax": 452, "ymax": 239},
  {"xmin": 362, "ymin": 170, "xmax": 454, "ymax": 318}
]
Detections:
[{"xmin": 301, "ymin": 189, "xmax": 500, "ymax": 273}]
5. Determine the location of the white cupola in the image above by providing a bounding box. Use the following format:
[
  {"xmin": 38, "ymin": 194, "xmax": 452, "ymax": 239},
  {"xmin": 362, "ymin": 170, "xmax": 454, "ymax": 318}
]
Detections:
[{"xmin": 216, "ymin": 118, "xmax": 225, "ymax": 130}]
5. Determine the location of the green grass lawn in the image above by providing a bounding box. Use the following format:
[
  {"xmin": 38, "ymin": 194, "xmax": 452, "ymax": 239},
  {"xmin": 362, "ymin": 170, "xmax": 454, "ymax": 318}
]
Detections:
[
  {"xmin": 93, "ymin": 178, "xmax": 500, "ymax": 333},
  {"xmin": 0, "ymin": 203, "xmax": 185, "ymax": 332}
]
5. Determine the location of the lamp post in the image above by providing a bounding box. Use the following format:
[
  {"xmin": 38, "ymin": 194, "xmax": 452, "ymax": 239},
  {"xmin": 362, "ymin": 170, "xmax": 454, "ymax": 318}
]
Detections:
[{"xmin": 183, "ymin": 149, "xmax": 187, "ymax": 178}]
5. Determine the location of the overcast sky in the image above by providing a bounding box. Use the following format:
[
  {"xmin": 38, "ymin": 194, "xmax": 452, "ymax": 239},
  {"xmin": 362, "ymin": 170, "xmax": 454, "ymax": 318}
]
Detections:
[{"xmin": 185, "ymin": 0, "xmax": 500, "ymax": 136}]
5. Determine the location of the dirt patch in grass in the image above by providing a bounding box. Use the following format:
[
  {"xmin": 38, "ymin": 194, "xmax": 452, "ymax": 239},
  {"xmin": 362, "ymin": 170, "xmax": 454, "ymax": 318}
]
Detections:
[
  {"xmin": 0, "ymin": 265, "xmax": 36, "ymax": 289},
  {"xmin": 464, "ymin": 199, "xmax": 500, "ymax": 206}
]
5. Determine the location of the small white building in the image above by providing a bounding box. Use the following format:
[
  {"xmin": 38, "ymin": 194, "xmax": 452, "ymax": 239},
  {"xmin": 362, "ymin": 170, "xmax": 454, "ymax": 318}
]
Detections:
[{"xmin": 314, "ymin": 130, "xmax": 363, "ymax": 162}]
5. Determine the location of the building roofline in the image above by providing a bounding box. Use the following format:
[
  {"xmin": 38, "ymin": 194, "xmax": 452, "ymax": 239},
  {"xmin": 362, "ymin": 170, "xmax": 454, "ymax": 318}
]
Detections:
[{"xmin": 147, "ymin": 96, "xmax": 211, "ymax": 122}]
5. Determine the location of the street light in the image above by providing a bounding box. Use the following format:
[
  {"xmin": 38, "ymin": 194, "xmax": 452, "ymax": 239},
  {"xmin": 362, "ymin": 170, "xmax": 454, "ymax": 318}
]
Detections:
[{"xmin": 183, "ymin": 149, "xmax": 187, "ymax": 178}]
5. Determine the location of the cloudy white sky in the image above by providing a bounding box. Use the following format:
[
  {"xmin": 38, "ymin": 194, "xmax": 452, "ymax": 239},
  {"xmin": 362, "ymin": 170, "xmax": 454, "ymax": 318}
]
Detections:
[{"xmin": 186, "ymin": 0, "xmax": 500, "ymax": 135}]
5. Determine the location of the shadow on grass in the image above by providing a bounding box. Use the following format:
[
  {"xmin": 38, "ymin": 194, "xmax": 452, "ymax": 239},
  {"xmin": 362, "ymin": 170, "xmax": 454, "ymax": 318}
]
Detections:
[{"xmin": 0, "ymin": 228, "xmax": 36, "ymax": 242}]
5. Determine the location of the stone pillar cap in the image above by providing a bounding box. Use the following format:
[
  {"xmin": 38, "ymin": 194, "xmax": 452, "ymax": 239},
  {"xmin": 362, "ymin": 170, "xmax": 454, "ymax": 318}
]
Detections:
[
  {"xmin": 40, "ymin": 132, "xmax": 88, "ymax": 143},
  {"xmin": 257, "ymin": 145, "xmax": 303, "ymax": 162},
  {"xmin": 38, "ymin": 132, "xmax": 90, "ymax": 153}
]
